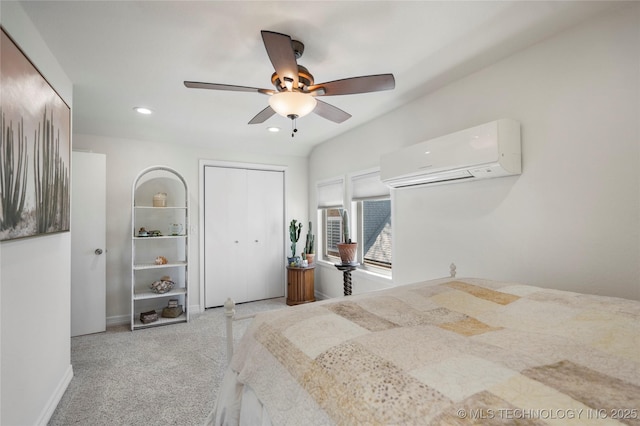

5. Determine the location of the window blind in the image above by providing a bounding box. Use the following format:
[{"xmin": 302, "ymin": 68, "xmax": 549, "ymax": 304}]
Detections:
[
  {"xmin": 316, "ymin": 178, "xmax": 344, "ymax": 208},
  {"xmin": 351, "ymin": 170, "xmax": 389, "ymax": 200}
]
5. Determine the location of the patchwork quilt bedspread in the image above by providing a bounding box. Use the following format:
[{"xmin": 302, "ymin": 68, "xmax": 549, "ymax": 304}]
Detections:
[{"xmin": 228, "ymin": 278, "xmax": 640, "ymax": 425}]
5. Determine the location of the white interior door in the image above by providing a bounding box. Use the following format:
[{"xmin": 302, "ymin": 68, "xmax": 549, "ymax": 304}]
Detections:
[
  {"xmin": 204, "ymin": 166, "xmax": 248, "ymax": 307},
  {"xmin": 71, "ymin": 151, "xmax": 106, "ymax": 336},
  {"xmin": 246, "ymin": 169, "xmax": 284, "ymax": 301}
]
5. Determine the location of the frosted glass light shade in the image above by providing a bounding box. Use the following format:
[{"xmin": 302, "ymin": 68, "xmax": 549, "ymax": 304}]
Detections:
[{"xmin": 269, "ymin": 91, "xmax": 317, "ymax": 118}]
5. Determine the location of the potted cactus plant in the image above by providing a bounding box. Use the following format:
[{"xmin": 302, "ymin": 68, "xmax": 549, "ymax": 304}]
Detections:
[
  {"xmin": 288, "ymin": 219, "xmax": 303, "ymax": 265},
  {"xmin": 303, "ymin": 221, "xmax": 315, "ymax": 265},
  {"xmin": 336, "ymin": 209, "xmax": 357, "ymax": 265}
]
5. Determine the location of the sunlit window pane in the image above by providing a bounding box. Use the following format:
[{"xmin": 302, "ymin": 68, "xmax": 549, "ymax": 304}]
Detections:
[
  {"xmin": 324, "ymin": 208, "xmax": 342, "ymax": 258},
  {"xmin": 362, "ymin": 199, "xmax": 392, "ymax": 268}
]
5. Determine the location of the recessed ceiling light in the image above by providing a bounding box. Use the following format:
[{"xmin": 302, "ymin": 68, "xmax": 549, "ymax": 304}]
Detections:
[
  {"xmin": 134, "ymin": 107, "xmax": 153, "ymax": 115},
  {"xmin": 267, "ymin": 127, "xmax": 280, "ymax": 133}
]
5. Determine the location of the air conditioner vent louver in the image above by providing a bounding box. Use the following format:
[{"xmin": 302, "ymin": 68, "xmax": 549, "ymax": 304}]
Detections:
[
  {"xmin": 383, "ymin": 169, "xmax": 474, "ymax": 188},
  {"xmin": 380, "ymin": 119, "xmax": 521, "ymax": 189}
]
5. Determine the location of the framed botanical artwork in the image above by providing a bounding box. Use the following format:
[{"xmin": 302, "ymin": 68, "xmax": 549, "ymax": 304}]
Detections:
[{"xmin": 1, "ymin": 27, "xmax": 71, "ymax": 241}]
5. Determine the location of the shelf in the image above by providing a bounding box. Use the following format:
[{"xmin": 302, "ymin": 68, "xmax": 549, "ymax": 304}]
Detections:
[
  {"xmin": 133, "ymin": 261, "xmax": 187, "ymax": 270},
  {"xmin": 133, "ymin": 235, "xmax": 187, "ymax": 240},
  {"xmin": 134, "ymin": 287, "xmax": 186, "ymax": 300},
  {"xmin": 132, "ymin": 165, "xmax": 189, "ymax": 331},
  {"xmin": 134, "ymin": 206, "xmax": 186, "ymax": 210},
  {"xmin": 132, "ymin": 312, "xmax": 187, "ymax": 329}
]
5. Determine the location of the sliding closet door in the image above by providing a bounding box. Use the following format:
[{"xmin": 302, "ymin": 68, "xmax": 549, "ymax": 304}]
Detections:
[{"xmin": 204, "ymin": 165, "xmax": 285, "ymax": 308}]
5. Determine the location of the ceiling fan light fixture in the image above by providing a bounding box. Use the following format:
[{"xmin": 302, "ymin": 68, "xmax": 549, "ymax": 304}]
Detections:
[{"xmin": 268, "ymin": 91, "xmax": 317, "ymax": 119}]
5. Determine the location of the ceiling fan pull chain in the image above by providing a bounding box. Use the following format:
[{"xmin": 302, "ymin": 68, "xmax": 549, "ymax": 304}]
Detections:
[{"xmin": 291, "ymin": 117, "xmax": 298, "ymax": 137}]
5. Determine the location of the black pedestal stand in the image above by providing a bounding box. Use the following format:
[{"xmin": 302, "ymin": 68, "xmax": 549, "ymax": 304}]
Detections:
[{"xmin": 334, "ymin": 263, "xmax": 359, "ymax": 296}]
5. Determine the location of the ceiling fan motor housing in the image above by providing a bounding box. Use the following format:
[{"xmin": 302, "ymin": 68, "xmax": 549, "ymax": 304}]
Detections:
[
  {"xmin": 271, "ymin": 65, "xmax": 314, "ymax": 91},
  {"xmin": 271, "ymin": 65, "xmax": 313, "ymax": 92}
]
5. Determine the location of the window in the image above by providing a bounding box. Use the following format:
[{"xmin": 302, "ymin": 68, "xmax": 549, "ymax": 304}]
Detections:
[
  {"xmin": 317, "ymin": 170, "xmax": 392, "ymax": 273},
  {"xmin": 359, "ymin": 199, "xmax": 392, "ymax": 269},
  {"xmin": 323, "ymin": 208, "xmax": 343, "ymax": 259},
  {"xmin": 351, "ymin": 169, "xmax": 392, "ymax": 272}
]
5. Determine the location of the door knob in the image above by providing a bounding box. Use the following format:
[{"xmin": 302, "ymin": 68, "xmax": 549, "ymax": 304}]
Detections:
[{"xmin": 95, "ymin": 248, "xmax": 103, "ymax": 255}]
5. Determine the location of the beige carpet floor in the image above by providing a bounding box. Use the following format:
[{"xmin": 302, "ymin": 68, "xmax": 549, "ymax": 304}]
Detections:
[{"xmin": 48, "ymin": 298, "xmax": 286, "ymax": 426}]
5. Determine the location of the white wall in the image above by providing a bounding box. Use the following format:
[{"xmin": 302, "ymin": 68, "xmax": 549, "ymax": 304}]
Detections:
[
  {"xmin": 309, "ymin": 4, "xmax": 640, "ymax": 301},
  {"xmin": 73, "ymin": 134, "xmax": 308, "ymax": 322},
  {"xmin": 1, "ymin": 2, "xmax": 74, "ymax": 425}
]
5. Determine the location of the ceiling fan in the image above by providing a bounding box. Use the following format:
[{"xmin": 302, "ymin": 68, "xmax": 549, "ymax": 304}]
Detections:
[{"xmin": 184, "ymin": 30, "xmax": 395, "ymax": 136}]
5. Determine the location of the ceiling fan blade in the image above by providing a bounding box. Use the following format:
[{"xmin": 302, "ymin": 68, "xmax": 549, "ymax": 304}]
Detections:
[
  {"xmin": 313, "ymin": 100, "xmax": 352, "ymax": 123},
  {"xmin": 261, "ymin": 30, "xmax": 299, "ymax": 90},
  {"xmin": 248, "ymin": 105, "xmax": 276, "ymax": 124},
  {"xmin": 184, "ymin": 81, "xmax": 274, "ymax": 95},
  {"xmin": 309, "ymin": 74, "xmax": 395, "ymax": 96}
]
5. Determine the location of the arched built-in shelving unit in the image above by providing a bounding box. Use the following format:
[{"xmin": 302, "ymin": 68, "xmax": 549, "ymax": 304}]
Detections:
[{"xmin": 131, "ymin": 166, "xmax": 189, "ymax": 330}]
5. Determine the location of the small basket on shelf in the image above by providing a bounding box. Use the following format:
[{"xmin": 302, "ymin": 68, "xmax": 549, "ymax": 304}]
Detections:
[{"xmin": 140, "ymin": 310, "xmax": 158, "ymax": 324}]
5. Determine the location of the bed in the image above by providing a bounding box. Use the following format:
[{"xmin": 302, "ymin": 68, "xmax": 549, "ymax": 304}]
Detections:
[{"xmin": 207, "ymin": 274, "xmax": 640, "ymax": 425}]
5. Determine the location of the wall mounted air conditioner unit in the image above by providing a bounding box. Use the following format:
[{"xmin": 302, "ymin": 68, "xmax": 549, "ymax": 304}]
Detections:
[{"xmin": 380, "ymin": 119, "xmax": 521, "ymax": 188}]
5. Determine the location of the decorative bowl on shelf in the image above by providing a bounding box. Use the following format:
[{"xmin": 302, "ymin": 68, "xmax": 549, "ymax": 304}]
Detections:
[{"xmin": 150, "ymin": 279, "xmax": 174, "ymax": 294}]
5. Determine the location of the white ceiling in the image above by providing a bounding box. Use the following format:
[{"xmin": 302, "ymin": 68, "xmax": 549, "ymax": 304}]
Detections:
[{"xmin": 19, "ymin": 1, "xmax": 618, "ymax": 157}]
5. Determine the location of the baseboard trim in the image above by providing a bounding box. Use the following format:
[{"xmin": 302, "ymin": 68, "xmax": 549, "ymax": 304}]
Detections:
[
  {"xmin": 314, "ymin": 290, "xmax": 329, "ymax": 301},
  {"xmin": 106, "ymin": 314, "xmax": 129, "ymax": 327},
  {"xmin": 37, "ymin": 364, "xmax": 73, "ymax": 425}
]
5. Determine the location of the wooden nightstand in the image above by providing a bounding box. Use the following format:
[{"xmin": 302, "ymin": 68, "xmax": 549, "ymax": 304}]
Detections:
[{"xmin": 286, "ymin": 266, "xmax": 315, "ymax": 306}]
